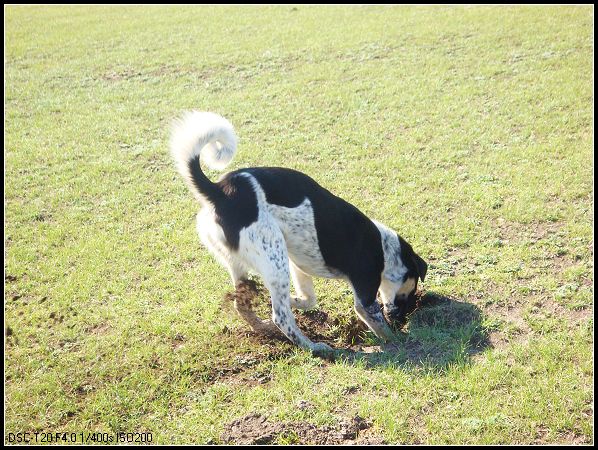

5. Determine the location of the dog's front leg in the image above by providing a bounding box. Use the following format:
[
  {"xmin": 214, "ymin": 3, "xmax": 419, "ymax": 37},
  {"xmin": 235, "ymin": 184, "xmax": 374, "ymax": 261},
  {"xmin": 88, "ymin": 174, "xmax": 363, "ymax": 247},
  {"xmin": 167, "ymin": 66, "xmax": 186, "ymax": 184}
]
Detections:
[
  {"xmin": 351, "ymin": 279, "xmax": 396, "ymax": 342},
  {"xmin": 289, "ymin": 261, "xmax": 317, "ymax": 310}
]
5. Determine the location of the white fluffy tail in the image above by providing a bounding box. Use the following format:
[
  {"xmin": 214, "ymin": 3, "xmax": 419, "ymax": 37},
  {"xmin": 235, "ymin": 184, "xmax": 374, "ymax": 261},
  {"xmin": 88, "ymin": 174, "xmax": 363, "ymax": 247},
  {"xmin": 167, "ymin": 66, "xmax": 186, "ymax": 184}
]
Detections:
[{"xmin": 170, "ymin": 111, "xmax": 238, "ymax": 203}]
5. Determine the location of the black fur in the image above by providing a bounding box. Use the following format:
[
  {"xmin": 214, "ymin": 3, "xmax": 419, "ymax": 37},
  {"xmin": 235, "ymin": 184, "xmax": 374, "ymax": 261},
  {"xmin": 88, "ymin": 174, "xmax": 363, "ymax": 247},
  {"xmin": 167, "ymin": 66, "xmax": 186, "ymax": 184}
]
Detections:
[
  {"xmin": 398, "ymin": 235, "xmax": 428, "ymax": 282},
  {"xmin": 188, "ymin": 154, "xmax": 223, "ymax": 203},
  {"xmin": 213, "ymin": 173, "xmax": 259, "ymax": 250}
]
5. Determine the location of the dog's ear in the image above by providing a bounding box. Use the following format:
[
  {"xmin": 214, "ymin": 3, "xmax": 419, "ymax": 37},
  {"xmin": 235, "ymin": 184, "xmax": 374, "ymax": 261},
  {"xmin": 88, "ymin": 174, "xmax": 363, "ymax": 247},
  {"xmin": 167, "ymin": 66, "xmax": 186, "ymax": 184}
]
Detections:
[
  {"xmin": 412, "ymin": 253, "xmax": 428, "ymax": 282},
  {"xmin": 398, "ymin": 234, "xmax": 428, "ymax": 282}
]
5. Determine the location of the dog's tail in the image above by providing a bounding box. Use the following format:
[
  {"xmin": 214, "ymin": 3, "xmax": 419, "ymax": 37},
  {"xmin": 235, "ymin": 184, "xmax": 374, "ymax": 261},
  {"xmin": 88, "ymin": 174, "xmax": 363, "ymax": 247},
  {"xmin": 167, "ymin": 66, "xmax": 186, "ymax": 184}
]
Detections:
[{"xmin": 170, "ymin": 111, "xmax": 238, "ymax": 205}]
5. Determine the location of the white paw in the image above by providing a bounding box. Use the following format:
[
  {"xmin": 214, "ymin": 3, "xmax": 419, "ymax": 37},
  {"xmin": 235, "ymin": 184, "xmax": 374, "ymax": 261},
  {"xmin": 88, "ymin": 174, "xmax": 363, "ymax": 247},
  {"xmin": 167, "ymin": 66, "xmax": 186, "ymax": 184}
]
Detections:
[{"xmin": 290, "ymin": 296, "xmax": 318, "ymax": 310}]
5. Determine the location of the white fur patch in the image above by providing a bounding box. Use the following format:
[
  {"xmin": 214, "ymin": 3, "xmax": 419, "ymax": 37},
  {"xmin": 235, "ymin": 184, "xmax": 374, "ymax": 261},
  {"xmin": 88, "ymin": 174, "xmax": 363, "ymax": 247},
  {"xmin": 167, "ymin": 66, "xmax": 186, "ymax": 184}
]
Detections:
[
  {"xmin": 372, "ymin": 220, "xmax": 408, "ymax": 283},
  {"xmin": 372, "ymin": 220, "xmax": 414, "ymax": 312},
  {"xmin": 239, "ymin": 173, "xmax": 339, "ymax": 278},
  {"xmin": 267, "ymin": 199, "xmax": 340, "ymax": 278},
  {"xmin": 196, "ymin": 207, "xmax": 249, "ymax": 284}
]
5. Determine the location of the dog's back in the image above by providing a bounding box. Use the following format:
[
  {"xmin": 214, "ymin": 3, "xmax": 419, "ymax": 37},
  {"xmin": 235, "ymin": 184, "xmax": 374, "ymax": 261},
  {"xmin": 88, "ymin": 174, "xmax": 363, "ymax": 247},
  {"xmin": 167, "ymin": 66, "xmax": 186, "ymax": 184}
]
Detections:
[{"xmin": 225, "ymin": 167, "xmax": 383, "ymax": 280}]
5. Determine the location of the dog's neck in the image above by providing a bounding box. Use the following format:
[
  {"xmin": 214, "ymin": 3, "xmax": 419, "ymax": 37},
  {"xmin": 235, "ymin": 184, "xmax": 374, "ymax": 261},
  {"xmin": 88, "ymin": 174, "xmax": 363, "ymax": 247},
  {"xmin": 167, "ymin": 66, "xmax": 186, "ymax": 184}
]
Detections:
[{"xmin": 372, "ymin": 220, "xmax": 409, "ymax": 284}]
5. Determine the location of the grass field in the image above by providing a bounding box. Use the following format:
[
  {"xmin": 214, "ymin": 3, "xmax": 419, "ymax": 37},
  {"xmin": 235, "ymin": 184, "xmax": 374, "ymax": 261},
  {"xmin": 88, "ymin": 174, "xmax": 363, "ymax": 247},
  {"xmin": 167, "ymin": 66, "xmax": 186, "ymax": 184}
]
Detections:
[{"xmin": 4, "ymin": 5, "xmax": 594, "ymax": 445}]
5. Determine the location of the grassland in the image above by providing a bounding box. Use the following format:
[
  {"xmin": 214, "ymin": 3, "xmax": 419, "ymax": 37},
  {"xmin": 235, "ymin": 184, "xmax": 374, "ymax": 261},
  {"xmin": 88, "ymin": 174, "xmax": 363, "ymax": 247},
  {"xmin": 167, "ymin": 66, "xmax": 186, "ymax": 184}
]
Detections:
[{"xmin": 4, "ymin": 5, "xmax": 593, "ymax": 444}]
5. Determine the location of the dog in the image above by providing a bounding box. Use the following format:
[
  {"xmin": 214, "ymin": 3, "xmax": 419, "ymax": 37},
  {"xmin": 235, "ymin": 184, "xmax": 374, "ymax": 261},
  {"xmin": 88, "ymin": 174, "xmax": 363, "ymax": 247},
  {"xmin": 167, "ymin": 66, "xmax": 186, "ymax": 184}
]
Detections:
[{"xmin": 170, "ymin": 111, "xmax": 428, "ymax": 354}]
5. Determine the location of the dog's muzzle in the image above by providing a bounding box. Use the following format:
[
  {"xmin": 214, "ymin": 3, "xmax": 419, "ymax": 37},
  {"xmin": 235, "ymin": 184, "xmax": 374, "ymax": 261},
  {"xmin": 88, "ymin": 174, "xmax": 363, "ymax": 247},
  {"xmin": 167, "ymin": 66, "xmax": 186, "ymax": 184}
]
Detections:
[{"xmin": 386, "ymin": 294, "xmax": 418, "ymax": 324}]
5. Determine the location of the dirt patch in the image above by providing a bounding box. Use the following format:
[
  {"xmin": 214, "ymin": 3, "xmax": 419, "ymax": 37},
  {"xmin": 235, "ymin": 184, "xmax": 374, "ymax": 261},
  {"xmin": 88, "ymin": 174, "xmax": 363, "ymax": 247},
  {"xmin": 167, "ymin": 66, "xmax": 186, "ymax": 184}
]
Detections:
[
  {"xmin": 84, "ymin": 323, "xmax": 111, "ymax": 335},
  {"xmin": 222, "ymin": 282, "xmax": 492, "ymax": 366},
  {"xmin": 33, "ymin": 212, "xmax": 51, "ymax": 222},
  {"xmin": 220, "ymin": 414, "xmax": 278, "ymax": 445},
  {"xmin": 220, "ymin": 413, "xmax": 386, "ymax": 445},
  {"xmin": 49, "ymin": 311, "xmax": 65, "ymax": 324},
  {"xmin": 171, "ymin": 333, "xmax": 186, "ymax": 350},
  {"xmin": 497, "ymin": 220, "xmax": 564, "ymax": 245},
  {"xmin": 295, "ymin": 309, "xmax": 369, "ymax": 347},
  {"xmin": 101, "ymin": 69, "xmax": 142, "ymax": 81},
  {"xmin": 480, "ymin": 287, "xmax": 592, "ymax": 353},
  {"xmin": 223, "ymin": 278, "xmax": 264, "ymax": 309},
  {"xmin": 200, "ymin": 354, "xmax": 264, "ymax": 384},
  {"xmin": 533, "ymin": 426, "xmax": 592, "ymax": 445},
  {"xmin": 223, "ymin": 368, "xmax": 273, "ymax": 387},
  {"xmin": 199, "ymin": 332, "xmax": 296, "ymax": 387},
  {"xmin": 222, "ymin": 279, "xmax": 369, "ymax": 348}
]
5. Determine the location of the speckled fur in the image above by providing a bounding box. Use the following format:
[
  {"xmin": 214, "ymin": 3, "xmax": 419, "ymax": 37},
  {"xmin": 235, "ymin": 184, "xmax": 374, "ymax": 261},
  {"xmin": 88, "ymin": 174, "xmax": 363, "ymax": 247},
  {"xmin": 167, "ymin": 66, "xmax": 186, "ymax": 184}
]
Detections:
[{"xmin": 232, "ymin": 174, "xmax": 333, "ymax": 352}]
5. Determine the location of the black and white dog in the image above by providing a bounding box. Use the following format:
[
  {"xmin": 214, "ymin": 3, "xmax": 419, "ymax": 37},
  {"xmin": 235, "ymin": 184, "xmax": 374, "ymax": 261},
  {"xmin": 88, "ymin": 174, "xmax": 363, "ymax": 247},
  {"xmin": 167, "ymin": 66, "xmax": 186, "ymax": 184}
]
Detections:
[{"xmin": 170, "ymin": 112, "xmax": 428, "ymax": 354}]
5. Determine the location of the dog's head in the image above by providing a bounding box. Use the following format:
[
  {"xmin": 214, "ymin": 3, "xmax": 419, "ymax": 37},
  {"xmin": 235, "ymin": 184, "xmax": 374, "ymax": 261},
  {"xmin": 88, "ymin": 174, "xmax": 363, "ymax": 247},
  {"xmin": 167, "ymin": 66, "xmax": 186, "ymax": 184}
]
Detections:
[{"xmin": 384, "ymin": 235, "xmax": 428, "ymax": 323}]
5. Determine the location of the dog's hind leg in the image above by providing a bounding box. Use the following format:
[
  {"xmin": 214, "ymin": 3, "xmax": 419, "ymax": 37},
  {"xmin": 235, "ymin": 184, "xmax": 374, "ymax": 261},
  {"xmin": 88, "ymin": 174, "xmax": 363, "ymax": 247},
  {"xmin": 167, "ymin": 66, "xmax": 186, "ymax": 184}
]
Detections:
[
  {"xmin": 351, "ymin": 277, "xmax": 396, "ymax": 342},
  {"xmin": 197, "ymin": 211, "xmax": 278, "ymax": 335},
  {"xmin": 240, "ymin": 220, "xmax": 333, "ymax": 355},
  {"xmin": 289, "ymin": 261, "xmax": 317, "ymax": 310},
  {"xmin": 229, "ymin": 279, "xmax": 280, "ymax": 336},
  {"xmin": 220, "ymin": 253, "xmax": 280, "ymax": 335}
]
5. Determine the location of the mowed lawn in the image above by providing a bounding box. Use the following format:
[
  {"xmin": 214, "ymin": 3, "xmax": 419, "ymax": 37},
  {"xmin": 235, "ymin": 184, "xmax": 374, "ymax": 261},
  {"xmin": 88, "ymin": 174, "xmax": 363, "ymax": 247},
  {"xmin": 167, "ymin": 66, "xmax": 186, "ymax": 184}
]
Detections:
[{"xmin": 4, "ymin": 5, "xmax": 593, "ymax": 445}]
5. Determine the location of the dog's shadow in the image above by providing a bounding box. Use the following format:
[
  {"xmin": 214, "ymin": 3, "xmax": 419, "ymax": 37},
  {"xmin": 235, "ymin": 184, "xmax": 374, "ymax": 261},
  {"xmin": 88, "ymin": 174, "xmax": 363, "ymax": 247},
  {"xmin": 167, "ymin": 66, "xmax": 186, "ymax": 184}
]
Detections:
[
  {"xmin": 330, "ymin": 292, "xmax": 492, "ymax": 369},
  {"xmin": 229, "ymin": 286, "xmax": 491, "ymax": 371}
]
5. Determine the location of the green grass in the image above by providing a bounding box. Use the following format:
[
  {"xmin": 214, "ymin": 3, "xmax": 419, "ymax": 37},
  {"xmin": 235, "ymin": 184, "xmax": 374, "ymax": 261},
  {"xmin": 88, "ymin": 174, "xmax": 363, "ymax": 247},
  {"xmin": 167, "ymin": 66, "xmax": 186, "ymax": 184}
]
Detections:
[{"xmin": 5, "ymin": 5, "xmax": 593, "ymax": 445}]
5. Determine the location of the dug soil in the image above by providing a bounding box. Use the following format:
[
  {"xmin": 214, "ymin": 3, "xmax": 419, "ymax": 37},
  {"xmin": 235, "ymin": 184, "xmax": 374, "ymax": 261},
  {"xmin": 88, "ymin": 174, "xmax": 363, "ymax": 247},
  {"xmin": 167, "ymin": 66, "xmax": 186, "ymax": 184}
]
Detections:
[{"xmin": 220, "ymin": 413, "xmax": 386, "ymax": 445}]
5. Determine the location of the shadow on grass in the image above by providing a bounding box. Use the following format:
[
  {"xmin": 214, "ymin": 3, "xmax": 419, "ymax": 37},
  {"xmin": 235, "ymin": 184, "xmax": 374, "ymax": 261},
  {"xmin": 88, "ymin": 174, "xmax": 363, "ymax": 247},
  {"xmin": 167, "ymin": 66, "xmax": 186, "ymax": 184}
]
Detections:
[
  {"xmin": 226, "ymin": 285, "xmax": 491, "ymax": 372},
  {"xmin": 333, "ymin": 292, "xmax": 492, "ymax": 370}
]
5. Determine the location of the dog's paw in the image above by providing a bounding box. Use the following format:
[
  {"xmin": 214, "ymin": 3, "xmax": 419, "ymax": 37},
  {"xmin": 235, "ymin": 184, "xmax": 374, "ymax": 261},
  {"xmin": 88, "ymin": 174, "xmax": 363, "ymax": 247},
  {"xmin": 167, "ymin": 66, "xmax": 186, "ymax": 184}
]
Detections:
[
  {"xmin": 290, "ymin": 296, "xmax": 318, "ymax": 310},
  {"xmin": 311, "ymin": 342, "xmax": 335, "ymax": 358}
]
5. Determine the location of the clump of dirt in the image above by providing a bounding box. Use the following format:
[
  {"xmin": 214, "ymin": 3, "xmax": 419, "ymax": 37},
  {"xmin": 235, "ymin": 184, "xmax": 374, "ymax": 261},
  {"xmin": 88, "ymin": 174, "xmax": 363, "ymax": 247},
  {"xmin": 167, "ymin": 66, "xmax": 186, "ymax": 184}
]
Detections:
[
  {"xmin": 221, "ymin": 413, "xmax": 279, "ymax": 445},
  {"xmin": 223, "ymin": 278, "xmax": 265, "ymax": 309},
  {"xmin": 295, "ymin": 310, "xmax": 368, "ymax": 347},
  {"xmin": 220, "ymin": 413, "xmax": 386, "ymax": 445},
  {"xmin": 290, "ymin": 415, "xmax": 386, "ymax": 445},
  {"xmin": 5, "ymin": 274, "xmax": 18, "ymax": 283}
]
